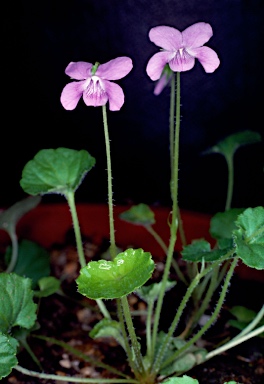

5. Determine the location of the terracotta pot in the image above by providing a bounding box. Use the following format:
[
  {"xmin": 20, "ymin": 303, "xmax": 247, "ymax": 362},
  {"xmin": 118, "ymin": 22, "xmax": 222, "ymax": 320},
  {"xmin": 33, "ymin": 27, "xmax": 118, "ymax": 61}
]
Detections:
[{"xmin": 0, "ymin": 203, "xmax": 262, "ymax": 281}]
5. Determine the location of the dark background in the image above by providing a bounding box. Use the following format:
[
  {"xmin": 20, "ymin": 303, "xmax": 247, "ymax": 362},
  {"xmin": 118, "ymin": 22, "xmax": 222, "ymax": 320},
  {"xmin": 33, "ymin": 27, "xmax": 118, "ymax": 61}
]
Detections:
[{"xmin": 2, "ymin": 0, "xmax": 264, "ymax": 213}]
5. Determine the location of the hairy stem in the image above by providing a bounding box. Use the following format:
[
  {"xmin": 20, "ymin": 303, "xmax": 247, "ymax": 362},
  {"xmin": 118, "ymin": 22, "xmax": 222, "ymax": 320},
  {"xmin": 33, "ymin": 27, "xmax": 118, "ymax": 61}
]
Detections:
[
  {"xmin": 225, "ymin": 154, "xmax": 234, "ymax": 211},
  {"xmin": 14, "ymin": 365, "xmax": 139, "ymax": 383},
  {"xmin": 144, "ymin": 224, "xmax": 187, "ymax": 285},
  {"xmin": 102, "ymin": 104, "xmax": 116, "ymax": 260},
  {"xmin": 169, "ymin": 73, "xmax": 176, "ymax": 194},
  {"xmin": 160, "ymin": 257, "xmax": 238, "ymax": 371},
  {"xmin": 151, "ymin": 72, "xmax": 181, "ymax": 366},
  {"xmin": 121, "ymin": 296, "xmax": 145, "ymax": 376},
  {"xmin": 34, "ymin": 334, "xmax": 126, "ymax": 377},
  {"xmin": 152, "ymin": 250, "xmax": 235, "ymax": 374},
  {"xmin": 66, "ymin": 190, "xmax": 110, "ymax": 319},
  {"xmin": 206, "ymin": 324, "xmax": 264, "ymax": 360}
]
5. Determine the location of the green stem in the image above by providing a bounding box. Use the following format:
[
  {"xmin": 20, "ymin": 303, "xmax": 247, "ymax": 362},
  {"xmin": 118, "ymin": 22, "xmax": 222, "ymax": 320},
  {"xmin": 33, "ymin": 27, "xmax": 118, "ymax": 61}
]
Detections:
[
  {"xmin": 152, "ymin": 251, "xmax": 235, "ymax": 374},
  {"xmin": 225, "ymin": 154, "xmax": 234, "ymax": 211},
  {"xmin": 102, "ymin": 104, "xmax": 116, "ymax": 260},
  {"xmin": 146, "ymin": 299, "xmax": 155, "ymax": 361},
  {"xmin": 33, "ymin": 334, "xmax": 125, "ymax": 377},
  {"xmin": 206, "ymin": 324, "xmax": 264, "ymax": 360},
  {"xmin": 216, "ymin": 259, "xmax": 230, "ymax": 286},
  {"xmin": 66, "ymin": 190, "xmax": 110, "ymax": 320},
  {"xmin": 14, "ymin": 365, "xmax": 139, "ymax": 383},
  {"xmin": 144, "ymin": 224, "xmax": 187, "ymax": 285},
  {"xmin": 177, "ymin": 209, "xmax": 187, "ymax": 248},
  {"xmin": 192, "ymin": 266, "xmax": 219, "ymax": 328},
  {"xmin": 116, "ymin": 298, "xmax": 140, "ymax": 378},
  {"xmin": 169, "ymin": 73, "xmax": 176, "ymax": 196},
  {"xmin": 144, "ymin": 224, "xmax": 168, "ymax": 254},
  {"xmin": 193, "ymin": 270, "xmax": 212, "ymax": 303},
  {"xmin": 151, "ymin": 72, "xmax": 181, "ymax": 366},
  {"xmin": 160, "ymin": 257, "xmax": 238, "ymax": 371},
  {"xmin": 5, "ymin": 230, "xmax": 18, "ymax": 273},
  {"xmin": 19, "ymin": 338, "xmax": 42, "ymax": 371},
  {"xmin": 66, "ymin": 191, "xmax": 86, "ymax": 268},
  {"xmin": 231, "ymin": 304, "xmax": 264, "ymax": 342},
  {"xmin": 120, "ymin": 296, "xmax": 145, "ymax": 376},
  {"xmin": 144, "ymin": 225, "xmax": 188, "ymax": 285}
]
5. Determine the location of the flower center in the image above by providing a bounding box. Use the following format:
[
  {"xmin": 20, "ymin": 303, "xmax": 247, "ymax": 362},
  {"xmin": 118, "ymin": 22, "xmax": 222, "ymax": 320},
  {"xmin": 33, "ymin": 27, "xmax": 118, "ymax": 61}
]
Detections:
[
  {"xmin": 84, "ymin": 76, "xmax": 106, "ymax": 99},
  {"xmin": 173, "ymin": 48, "xmax": 193, "ymax": 66}
]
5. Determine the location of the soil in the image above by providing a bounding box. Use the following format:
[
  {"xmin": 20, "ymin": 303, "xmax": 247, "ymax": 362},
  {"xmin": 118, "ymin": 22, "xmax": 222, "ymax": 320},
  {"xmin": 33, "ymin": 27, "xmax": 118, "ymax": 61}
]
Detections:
[{"xmin": 5, "ymin": 232, "xmax": 264, "ymax": 384}]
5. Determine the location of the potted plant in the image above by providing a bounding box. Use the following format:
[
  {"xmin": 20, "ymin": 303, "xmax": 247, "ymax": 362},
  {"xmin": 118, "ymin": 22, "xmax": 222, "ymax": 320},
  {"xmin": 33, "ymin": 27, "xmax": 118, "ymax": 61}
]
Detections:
[{"xmin": 0, "ymin": 22, "xmax": 263, "ymax": 384}]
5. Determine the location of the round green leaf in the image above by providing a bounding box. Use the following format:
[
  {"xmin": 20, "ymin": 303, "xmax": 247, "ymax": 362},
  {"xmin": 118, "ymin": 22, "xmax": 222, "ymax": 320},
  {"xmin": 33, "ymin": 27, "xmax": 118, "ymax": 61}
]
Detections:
[
  {"xmin": 34, "ymin": 276, "xmax": 61, "ymax": 298},
  {"xmin": 164, "ymin": 375, "xmax": 199, "ymax": 384},
  {"xmin": 0, "ymin": 273, "xmax": 37, "ymax": 333},
  {"xmin": 119, "ymin": 204, "xmax": 155, "ymax": 225},
  {"xmin": 89, "ymin": 319, "xmax": 125, "ymax": 349},
  {"xmin": 210, "ymin": 208, "xmax": 245, "ymax": 240},
  {"xmin": 233, "ymin": 206, "xmax": 264, "ymax": 269},
  {"xmin": 0, "ymin": 333, "xmax": 18, "ymax": 379},
  {"xmin": 181, "ymin": 239, "xmax": 232, "ymax": 262},
  {"xmin": 77, "ymin": 248, "xmax": 155, "ymax": 299},
  {"xmin": 136, "ymin": 280, "xmax": 176, "ymax": 303},
  {"xmin": 204, "ymin": 130, "xmax": 262, "ymax": 158},
  {"xmin": 5, "ymin": 240, "xmax": 50, "ymax": 288},
  {"xmin": 20, "ymin": 148, "xmax": 96, "ymax": 196}
]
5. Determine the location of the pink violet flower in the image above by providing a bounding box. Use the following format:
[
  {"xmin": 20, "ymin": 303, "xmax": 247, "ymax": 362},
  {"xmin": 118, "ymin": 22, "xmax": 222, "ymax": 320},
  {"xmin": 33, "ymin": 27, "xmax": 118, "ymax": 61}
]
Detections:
[
  {"xmin": 60, "ymin": 57, "xmax": 133, "ymax": 111},
  {"xmin": 146, "ymin": 22, "xmax": 220, "ymax": 89}
]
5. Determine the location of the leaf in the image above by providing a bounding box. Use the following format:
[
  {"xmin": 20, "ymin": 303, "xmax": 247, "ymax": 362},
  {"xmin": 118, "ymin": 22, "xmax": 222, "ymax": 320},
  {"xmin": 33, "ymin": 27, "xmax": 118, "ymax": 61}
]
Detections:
[
  {"xmin": 157, "ymin": 333, "xmax": 207, "ymax": 376},
  {"xmin": 210, "ymin": 208, "xmax": 245, "ymax": 240},
  {"xmin": 5, "ymin": 240, "xmax": 50, "ymax": 288},
  {"xmin": 229, "ymin": 306, "xmax": 257, "ymax": 323},
  {"xmin": 224, "ymin": 382, "xmax": 243, "ymax": 384},
  {"xmin": 169, "ymin": 353, "xmax": 196, "ymax": 373},
  {"xmin": 135, "ymin": 280, "xmax": 176, "ymax": 303},
  {"xmin": 89, "ymin": 319, "xmax": 125, "ymax": 349},
  {"xmin": 163, "ymin": 375, "xmax": 199, "ymax": 384},
  {"xmin": 181, "ymin": 239, "xmax": 233, "ymax": 262},
  {"xmin": 228, "ymin": 319, "xmax": 249, "ymax": 331},
  {"xmin": 20, "ymin": 148, "xmax": 96, "ymax": 196},
  {"xmin": 228, "ymin": 306, "xmax": 264, "ymax": 336},
  {"xmin": 233, "ymin": 206, "xmax": 264, "ymax": 269},
  {"xmin": 0, "ymin": 196, "xmax": 41, "ymax": 236},
  {"xmin": 34, "ymin": 276, "xmax": 61, "ymax": 298},
  {"xmin": 76, "ymin": 248, "xmax": 155, "ymax": 299},
  {"xmin": 0, "ymin": 273, "xmax": 37, "ymax": 333},
  {"xmin": 0, "ymin": 333, "xmax": 18, "ymax": 379},
  {"xmin": 119, "ymin": 203, "xmax": 155, "ymax": 226},
  {"xmin": 203, "ymin": 130, "xmax": 262, "ymax": 158}
]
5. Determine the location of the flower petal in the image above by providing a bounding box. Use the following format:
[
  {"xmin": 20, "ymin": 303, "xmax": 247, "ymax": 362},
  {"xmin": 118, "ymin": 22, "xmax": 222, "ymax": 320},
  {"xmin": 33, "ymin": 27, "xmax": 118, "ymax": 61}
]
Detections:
[
  {"xmin": 149, "ymin": 26, "xmax": 182, "ymax": 50},
  {"xmin": 82, "ymin": 78, "xmax": 108, "ymax": 108},
  {"xmin": 64, "ymin": 62, "xmax": 93, "ymax": 80},
  {"xmin": 191, "ymin": 46, "xmax": 220, "ymax": 73},
  {"xmin": 182, "ymin": 22, "xmax": 213, "ymax": 48},
  {"xmin": 104, "ymin": 81, "xmax": 124, "ymax": 111},
  {"xmin": 169, "ymin": 51, "xmax": 195, "ymax": 72},
  {"xmin": 146, "ymin": 51, "xmax": 170, "ymax": 81},
  {"xmin": 96, "ymin": 57, "xmax": 133, "ymax": 80},
  {"xmin": 60, "ymin": 81, "xmax": 85, "ymax": 110}
]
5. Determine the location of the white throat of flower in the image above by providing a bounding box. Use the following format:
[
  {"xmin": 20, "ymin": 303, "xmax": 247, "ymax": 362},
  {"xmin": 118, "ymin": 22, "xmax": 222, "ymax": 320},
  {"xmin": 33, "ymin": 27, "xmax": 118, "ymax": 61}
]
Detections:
[
  {"xmin": 171, "ymin": 47, "xmax": 192, "ymax": 65},
  {"xmin": 84, "ymin": 76, "xmax": 105, "ymax": 98}
]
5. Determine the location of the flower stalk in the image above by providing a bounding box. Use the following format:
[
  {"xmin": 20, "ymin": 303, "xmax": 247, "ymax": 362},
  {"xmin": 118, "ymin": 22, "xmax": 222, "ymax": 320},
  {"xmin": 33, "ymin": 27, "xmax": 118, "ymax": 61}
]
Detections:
[
  {"xmin": 102, "ymin": 104, "xmax": 116, "ymax": 260},
  {"xmin": 151, "ymin": 71, "xmax": 181, "ymax": 363}
]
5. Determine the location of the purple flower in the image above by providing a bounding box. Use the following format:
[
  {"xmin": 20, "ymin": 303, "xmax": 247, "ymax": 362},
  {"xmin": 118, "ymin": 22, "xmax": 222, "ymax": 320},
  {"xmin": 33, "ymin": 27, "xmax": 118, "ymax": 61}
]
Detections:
[
  {"xmin": 60, "ymin": 57, "xmax": 133, "ymax": 111},
  {"xmin": 146, "ymin": 22, "xmax": 220, "ymax": 83}
]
